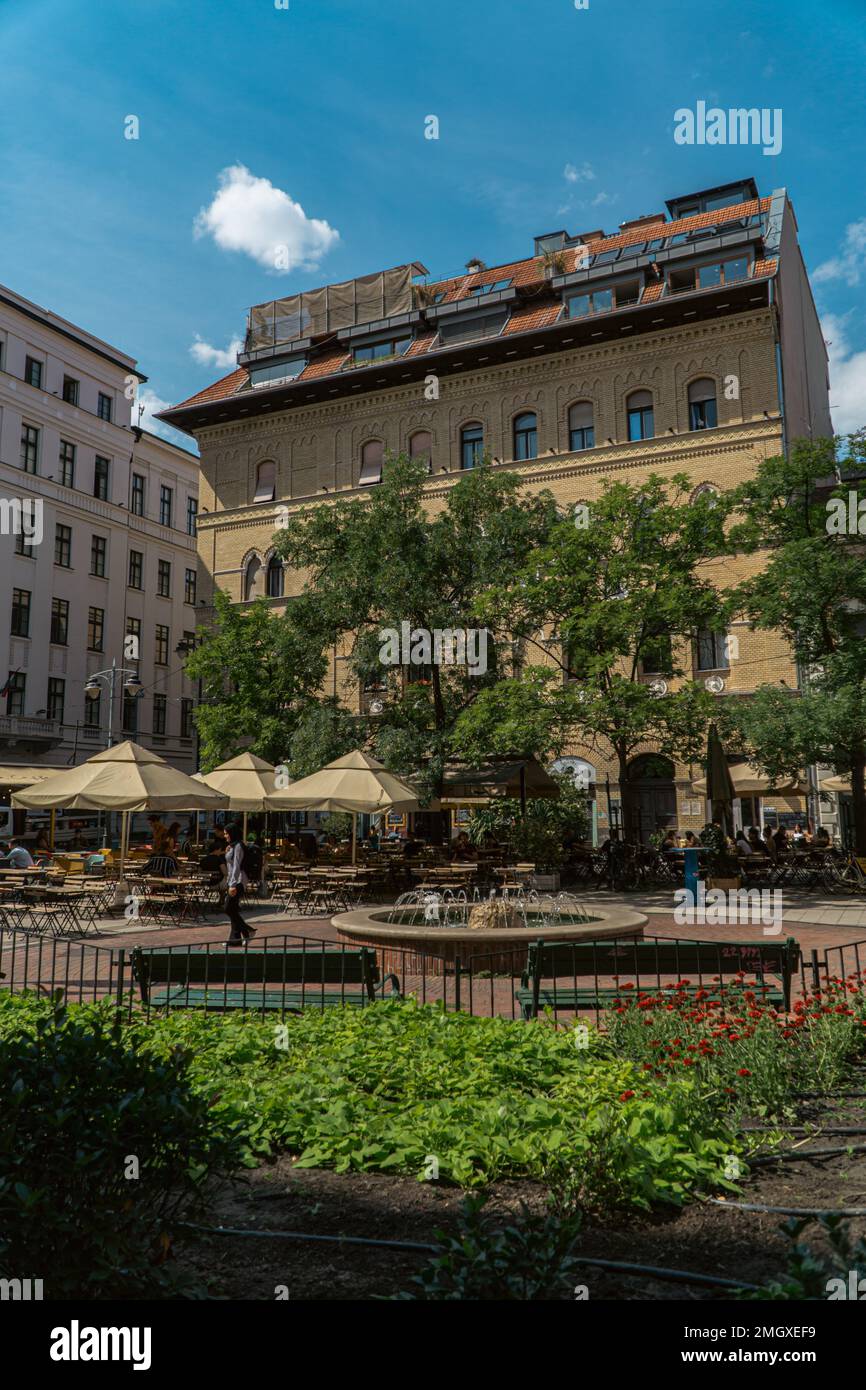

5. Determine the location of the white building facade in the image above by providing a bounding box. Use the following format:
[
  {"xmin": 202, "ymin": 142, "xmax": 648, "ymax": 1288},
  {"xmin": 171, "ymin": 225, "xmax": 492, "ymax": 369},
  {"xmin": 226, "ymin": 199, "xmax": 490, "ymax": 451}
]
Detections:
[{"xmin": 0, "ymin": 283, "xmax": 201, "ymax": 777}]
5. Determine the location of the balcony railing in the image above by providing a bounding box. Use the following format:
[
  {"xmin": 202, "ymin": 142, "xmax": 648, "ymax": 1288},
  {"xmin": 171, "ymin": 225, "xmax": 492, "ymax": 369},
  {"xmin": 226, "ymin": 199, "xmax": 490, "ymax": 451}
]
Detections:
[{"xmin": 0, "ymin": 715, "xmax": 63, "ymax": 749}]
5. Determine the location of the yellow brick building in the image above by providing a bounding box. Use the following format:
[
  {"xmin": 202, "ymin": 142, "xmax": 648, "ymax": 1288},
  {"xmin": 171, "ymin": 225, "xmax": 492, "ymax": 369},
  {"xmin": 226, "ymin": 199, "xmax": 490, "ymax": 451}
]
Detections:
[{"xmin": 161, "ymin": 178, "xmax": 830, "ymax": 842}]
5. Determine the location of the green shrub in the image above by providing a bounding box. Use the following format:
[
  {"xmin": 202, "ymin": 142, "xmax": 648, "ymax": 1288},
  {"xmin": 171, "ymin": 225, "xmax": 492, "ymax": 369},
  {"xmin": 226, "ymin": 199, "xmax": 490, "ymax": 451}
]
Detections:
[{"xmin": 0, "ymin": 993, "xmax": 243, "ymax": 1299}]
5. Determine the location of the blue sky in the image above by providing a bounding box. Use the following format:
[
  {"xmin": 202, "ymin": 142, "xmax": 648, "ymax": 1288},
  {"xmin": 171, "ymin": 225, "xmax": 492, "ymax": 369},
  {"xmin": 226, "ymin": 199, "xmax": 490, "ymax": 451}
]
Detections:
[{"xmin": 1, "ymin": 0, "xmax": 864, "ymax": 451}]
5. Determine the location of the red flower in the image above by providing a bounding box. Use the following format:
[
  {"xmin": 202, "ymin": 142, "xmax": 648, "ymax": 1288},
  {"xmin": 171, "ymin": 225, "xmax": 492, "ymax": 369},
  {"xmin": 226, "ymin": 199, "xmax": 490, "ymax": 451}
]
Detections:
[
  {"xmin": 619, "ymin": 1090, "xmax": 636, "ymax": 1101},
  {"xmin": 737, "ymin": 1068, "xmax": 752, "ymax": 1077}
]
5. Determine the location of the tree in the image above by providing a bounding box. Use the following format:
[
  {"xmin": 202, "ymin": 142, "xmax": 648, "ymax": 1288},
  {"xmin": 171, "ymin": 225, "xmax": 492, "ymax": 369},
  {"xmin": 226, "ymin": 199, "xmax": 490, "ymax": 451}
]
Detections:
[
  {"xmin": 723, "ymin": 433, "xmax": 866, "ymax": 851},
  {"xmin": 272, "ymin": 455, "xmax": 557, "ymax": 798},
  {"xmin": 183, "ymin": 590, "xmax": 328, "ymax": 770},
  {"xmin": 458, "ymin": 473, "xmax": 729, "ymax": 840}
]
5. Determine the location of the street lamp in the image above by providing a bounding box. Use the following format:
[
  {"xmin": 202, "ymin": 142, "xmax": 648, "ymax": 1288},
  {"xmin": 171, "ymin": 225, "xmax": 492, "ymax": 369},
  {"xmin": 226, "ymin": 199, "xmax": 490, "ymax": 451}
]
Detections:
[
  {"xmin": 83, "ymin": 657, "xmax": 142, "ymax": 849},
  {"xmin": 175, "ymin": 635, "xmax": 202, "ymax": 772}
]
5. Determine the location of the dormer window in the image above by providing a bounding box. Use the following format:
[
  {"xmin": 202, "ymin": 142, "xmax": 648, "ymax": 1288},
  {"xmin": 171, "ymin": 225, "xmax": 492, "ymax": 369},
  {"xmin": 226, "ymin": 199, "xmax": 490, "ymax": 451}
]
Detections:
[
  {"xmin": 249, "ymin": 356, "xmax": 306, "ymax": 389},
  {"xmin": 469, "ymin": 278, "xmax": 512, "ymax": 296},
  {"xmin": 352, "ymin": 336, "xmax": 411, "ymax": 365}
]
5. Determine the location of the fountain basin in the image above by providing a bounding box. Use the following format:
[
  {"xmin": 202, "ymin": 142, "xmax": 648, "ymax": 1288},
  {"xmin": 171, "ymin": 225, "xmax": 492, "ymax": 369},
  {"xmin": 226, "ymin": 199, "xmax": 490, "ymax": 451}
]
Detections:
[{"xmin": 333, "ymin": 902, "xmax": 647, "ymax": 974}]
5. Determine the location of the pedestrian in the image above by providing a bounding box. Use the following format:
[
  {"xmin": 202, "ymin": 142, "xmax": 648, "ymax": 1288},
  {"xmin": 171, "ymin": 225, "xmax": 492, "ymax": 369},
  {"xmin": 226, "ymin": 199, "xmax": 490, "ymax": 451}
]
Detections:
[{"xmin": 225, "ymin": 823, "xmax": 256, "ymax": 946}]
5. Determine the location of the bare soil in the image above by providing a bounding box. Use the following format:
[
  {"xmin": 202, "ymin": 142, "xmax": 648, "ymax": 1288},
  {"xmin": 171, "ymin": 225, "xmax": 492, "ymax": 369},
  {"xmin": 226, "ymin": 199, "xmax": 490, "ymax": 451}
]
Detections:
[{"xmin": 171, "ymin": 1092, "xmax": 866, "ymax": 1301}]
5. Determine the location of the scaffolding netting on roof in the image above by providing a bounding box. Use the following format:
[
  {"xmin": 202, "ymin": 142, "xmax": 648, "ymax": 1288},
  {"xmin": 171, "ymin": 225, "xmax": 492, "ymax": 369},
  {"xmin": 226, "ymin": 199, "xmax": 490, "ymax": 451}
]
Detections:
[{"xmin": 247, "ymin": 265, "xmax": 417, "ymax": 352}]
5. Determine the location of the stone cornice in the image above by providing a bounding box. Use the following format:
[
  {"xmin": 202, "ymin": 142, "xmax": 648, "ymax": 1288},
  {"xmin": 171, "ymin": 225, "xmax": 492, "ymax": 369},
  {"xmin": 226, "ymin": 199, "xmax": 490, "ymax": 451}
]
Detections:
[{"xmin": 192, "ymin": 308, "xmax": 775, "ymax": 450}]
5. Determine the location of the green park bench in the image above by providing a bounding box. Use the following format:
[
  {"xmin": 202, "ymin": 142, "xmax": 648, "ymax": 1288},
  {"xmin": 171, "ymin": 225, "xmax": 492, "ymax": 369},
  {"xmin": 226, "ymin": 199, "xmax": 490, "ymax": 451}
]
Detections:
[
  {"xmin": 516, "ymin": 936, "xmax": 802, "ymax": 1020},
  {"xmin": 131, "ymin": 944, "xmax": 401, "ymax": 1013}
]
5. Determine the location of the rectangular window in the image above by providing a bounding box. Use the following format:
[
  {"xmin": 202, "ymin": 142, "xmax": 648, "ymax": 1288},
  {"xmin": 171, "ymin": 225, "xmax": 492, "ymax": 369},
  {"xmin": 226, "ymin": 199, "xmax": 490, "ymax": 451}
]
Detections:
[
  {"xmin": 697, "ymin": 630, "xmax": 730, "ymax": 671},
  {"xmin": 122, "ymin": 690, "xmax": 138, "ymax": 734},
  {"xmin": 50, "ymin": 598, "xmax": 69, "ymax": 645},
  {"xmin": 6, "ymin": 671, "xmax": 26, "ymax": 717},
  {"xmin": 155, "ymin": 624, "xmax": 169, "ymax": 665},
  {"xmin": 159, "ymin": 486, "xmax": 173, "ymax": 527},
  {"xmin": 47, "ymin": 677, "xmax": 65, "ymax": 723},
  {"xmin": 690, "ymin": 397, "xmax": 718, "ymax": 430},
  {"xmin": 59, "ymin": 439, "xmax": 76, "ymax": 488},
  {"xmin": 152, "ymin": 693, "xmax": 167, "ymax": 736},
  {"xmin": 90, "ymin": 535, "xmax": 107, "ymax": 577},
  {"xmin": 15, "ymin": 532, "xmax": 34, "ymax": 558},
  {"xmin": 186, "ymin": 497, "xmax": 198, "ymax": 537},
  {"xmin": 11, "ymin": 588, "xmax": 31, "ymax": 637},
  {"xmin": 627, "ymin": 404, "xmax": 654, "ymax": 442},
  {"xmin": 54, "ymin": 523, "xmax": 72, "ymax": 567},
  {"xmin": 157, "ymin": 559, "xmax": 171, "ymax": 597},
  {"xmin": 438, "ymin": 308, "xmax": 510, "ymax": 346},
  {"xmin": 131, "ymin": 473, "xmax": 145, "ymax": 516},
  {"xmin": 615, "ymin": 281, "xmax": 641, "ymax": 308},
  {"xmin": 94, "ymin": 455, "xmax": 110, "ymax": 500},
  {"xmin": 62, "ymin": 376, "xmax": 80, "ymax": 406},
  {"xmin": 128, "ymin": 549, "xmax": 143, "ymax": 589},
  {"xmin": 567, "ymin": 288, "xmax": 613, "ymax": 318},
  {"xmin": 87, "ymin": 606, "xmax": 105, "ymax": 652},
  {"xmin": 180, "ymin": 698, "xmax": 193, "ymax": 739},
  {"xmin": 125, "ymin": 616, "xmax": 142, "ymax": 664},
  {"xmin": 352, "ymin": 337, "xmax": 411, "ymax": 364},
  {"xmin": 84, "ymin": 687, "xmax": 102, "ymax": 728},
  {"xmin": 20, "ymin": 424, "xmax": 39, "ymax": 473},
  {"xmin": 24, "ymin": 356, "xmax": 43, "ymax": 389},
  {"xmin": 184, "ymin": 567, "xmax": 197, "ymax": 605},
  {"xmin": 641, "ymin": 629, "xmax": 673, "ymax": 676},
  {"xmin": 97, "ymin": 392, "xmax": 113, "ymax": 422}
]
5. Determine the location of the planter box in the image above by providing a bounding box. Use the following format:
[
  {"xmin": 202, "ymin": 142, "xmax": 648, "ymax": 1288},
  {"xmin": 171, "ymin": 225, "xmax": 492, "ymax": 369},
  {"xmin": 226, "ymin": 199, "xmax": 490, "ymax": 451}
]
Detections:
[{"xmin": 531, "ymin": 873, "xmax": 560, "ymax": 891}]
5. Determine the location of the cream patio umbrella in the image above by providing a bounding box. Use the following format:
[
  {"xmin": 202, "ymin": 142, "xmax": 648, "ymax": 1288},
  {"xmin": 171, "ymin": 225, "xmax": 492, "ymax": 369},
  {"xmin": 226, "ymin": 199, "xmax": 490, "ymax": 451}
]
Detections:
[
  {"xmin": 821, "ymin": 774, "xmax": 852, "ymax": 794},
  {"xmin": 12, "ymin": 740, "xmax": 229, "ymax": 893},
  {"xmin": 194, "ymin": 752, "xmax": 277, "ymax": 838},
  {"xmin": 265, "ymin": 749, "xmax": 420, "ymax": 863},
  {"xmin": 692, "ymin": 760, "xmax": 810, "ymax": 798}
]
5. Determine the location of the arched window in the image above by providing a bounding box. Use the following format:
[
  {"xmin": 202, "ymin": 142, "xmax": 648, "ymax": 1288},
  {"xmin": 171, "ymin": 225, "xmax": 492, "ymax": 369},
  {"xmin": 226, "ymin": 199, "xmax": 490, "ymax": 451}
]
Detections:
[
  {"xmin": 626, "ymin": 390, "xmax": 654, "ymax": 442},
  {"xmin": 266, "ymin": 554, "xmax": 285, "ymax": 598},
  {"xmin": 688, "ymin": 378, "xmax": 718, "ymax": 431},
  {"xmin": 460, "ymin": 422, "xmax": 483, "ymax": 470},
  {"xmin": 359, "ymin": 439, "xmax": 384, "ymax": 485},
  {"xmin": 409, "ymin": 430, "xmax": 432, "ymax": 467},
  {"xmin": 244, "ymin": 555, "xmax": 262, "ymax": 600},
  {"xmin": 568, "ymin": 401, "xmax": 595, "ymax": 452},
  {"xmin": 513, "ymin": 411, "xmax": 537, "ymax": 461},
  {"xmin": 254, "ymin": 460, "xmax": 276, "ymax": 503}
]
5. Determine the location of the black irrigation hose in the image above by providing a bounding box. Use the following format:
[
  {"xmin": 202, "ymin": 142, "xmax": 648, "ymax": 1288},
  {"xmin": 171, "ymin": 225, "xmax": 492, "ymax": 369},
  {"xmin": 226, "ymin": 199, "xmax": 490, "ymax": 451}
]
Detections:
[
  {"xmin": 747, "ymin": 1140, "xmax": 866, "ymax": 1165},
  {"xmin": 709, "ymin": 1198, "xmax": 866, "ymax": 1217},
  {"xmin": 177, "ymin": 1220, "xmax": 438, "ymax": 1254},
  {"xmin": 570, "ymin": 1255, "xmax": 761, "ymax": 1292},
  {"xmin": 179, "ymin": 1221, "xmax": 761, "ymax": 1292}
]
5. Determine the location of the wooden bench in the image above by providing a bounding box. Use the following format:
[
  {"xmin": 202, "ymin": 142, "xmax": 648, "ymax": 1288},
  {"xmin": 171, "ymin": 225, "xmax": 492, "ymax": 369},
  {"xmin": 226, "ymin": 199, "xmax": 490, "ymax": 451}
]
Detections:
[
  {"xmin": 516, "ymin": 936, "xmax": 802, "ymax": 1019},
  {"xmin": 131, "ymin": 944, "xmax": 401, "ymax": 1013}
]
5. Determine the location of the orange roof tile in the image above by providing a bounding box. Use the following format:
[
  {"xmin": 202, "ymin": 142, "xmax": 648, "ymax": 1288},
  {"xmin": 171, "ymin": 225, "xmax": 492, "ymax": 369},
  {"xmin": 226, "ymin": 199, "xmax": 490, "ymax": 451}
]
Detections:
[
  {"xmin": 504, "ymin": 302, "xmax": 563, "ymax": 334},
  {"xmin": 171, "ymin": 367, "xmax": 248, "ymax": 411},
  {"xmin": 298, "ymin": 349, "xmax": 349, "ymax": 379}
]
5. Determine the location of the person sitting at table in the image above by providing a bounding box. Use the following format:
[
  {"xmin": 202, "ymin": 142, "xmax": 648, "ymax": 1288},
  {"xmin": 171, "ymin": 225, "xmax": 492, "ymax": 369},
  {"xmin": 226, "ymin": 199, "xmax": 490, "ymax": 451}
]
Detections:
[
  {"xmin": 747, "ymin": 825, "xmax": 762, "ymax": 852},
  {"xmin": 762, "ymin": 824, "xmax": 778, "ymax": 860},
  {"xmin": 683, "ymin": 830, "xmax": 700, "ymax": 848},
  {"xmin": 814, "ymin": 825, "xmax": 831, "ymax": 848},
  {"xmin": 8, "ymin": 837, "xmax": 35, "ymax": 869},
  {"xmin": 660, "ymin": 829, "xmax": 679, "ymax": 852},
  {"xmin": 773, "ymin": 825, "xmax": 789, "ymax": 855},
  {"xmin": 34, "ymin": 828, "xmax": 51, "ymax": 852},
  {"xmin": 734, "ymin": 830, "xmax": 753, "ymax": 856},
  {"xmin": 452, "ymin": 831, "xmax": 477, "ymax": 861}
]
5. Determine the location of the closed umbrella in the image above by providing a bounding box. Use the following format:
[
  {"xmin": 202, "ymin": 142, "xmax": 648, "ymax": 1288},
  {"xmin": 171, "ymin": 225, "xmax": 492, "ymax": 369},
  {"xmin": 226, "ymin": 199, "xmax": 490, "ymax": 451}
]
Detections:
[
  {"xmin": 265, "ymin": 749, "xmax": 419, "ymax": 863},
  {"xmin": 13, "ymin": 740, "xmax": 228, "ymax": 893},
  {"xmin": 194, "ymin": 752, "xmax": 277, "ymax": 838},
  {"xmin": 704, "ymin": 724, "xmax": 736, "ymax": 838}
]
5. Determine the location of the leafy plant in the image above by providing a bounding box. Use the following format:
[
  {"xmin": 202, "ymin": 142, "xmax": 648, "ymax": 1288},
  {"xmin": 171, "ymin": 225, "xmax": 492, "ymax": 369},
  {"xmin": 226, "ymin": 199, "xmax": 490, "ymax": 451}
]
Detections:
[
  {"xmin": 741, "ymin": 1215, "xmax": 866, "ymax": 1300},
  {"xmin": 0, "ymin": 993, "xmax": 243, "ymax": 1299},
  {"xmin": 395, "ymin": 1192, "xmax": 584, "ymax": 1300}
]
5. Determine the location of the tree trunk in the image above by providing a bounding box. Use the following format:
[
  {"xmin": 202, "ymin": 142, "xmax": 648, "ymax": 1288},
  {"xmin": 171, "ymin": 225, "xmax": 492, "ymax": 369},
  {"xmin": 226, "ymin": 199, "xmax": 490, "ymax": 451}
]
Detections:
[
  {"xmin": 617, "ymin": 748, "xmax": 633, "ymax": 843},
  {"xmin": 851, "ymin": 750, "xmax": 866, "ymax": 856}
]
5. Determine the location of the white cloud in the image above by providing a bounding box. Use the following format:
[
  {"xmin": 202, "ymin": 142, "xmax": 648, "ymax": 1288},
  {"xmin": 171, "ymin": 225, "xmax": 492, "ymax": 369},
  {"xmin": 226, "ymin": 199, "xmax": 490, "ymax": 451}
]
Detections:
[
  {"xmin": 133, "ymin": 387, "xmax": 199, "ymax": 454},
  {"xmin": 591, "ymin": 191, "xmax": 615, "ymax": 208},
  {"xmin": 813, "ymin": 219, "xmax": 866, "ymax": 287},
  {"xmin": 194, "ymin": 164, "xmax": 339, "ymax": 273},
  {"xmin": 564, "ymin": 161, "xmax": 595, "ymax": 184},
  {"xmin": 190, "ymin": 334, "xmax": 243, "ymax": 370},
  {"xmin": 822, "ymin": 312, "xmax": 866, "ymax": 435}
]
